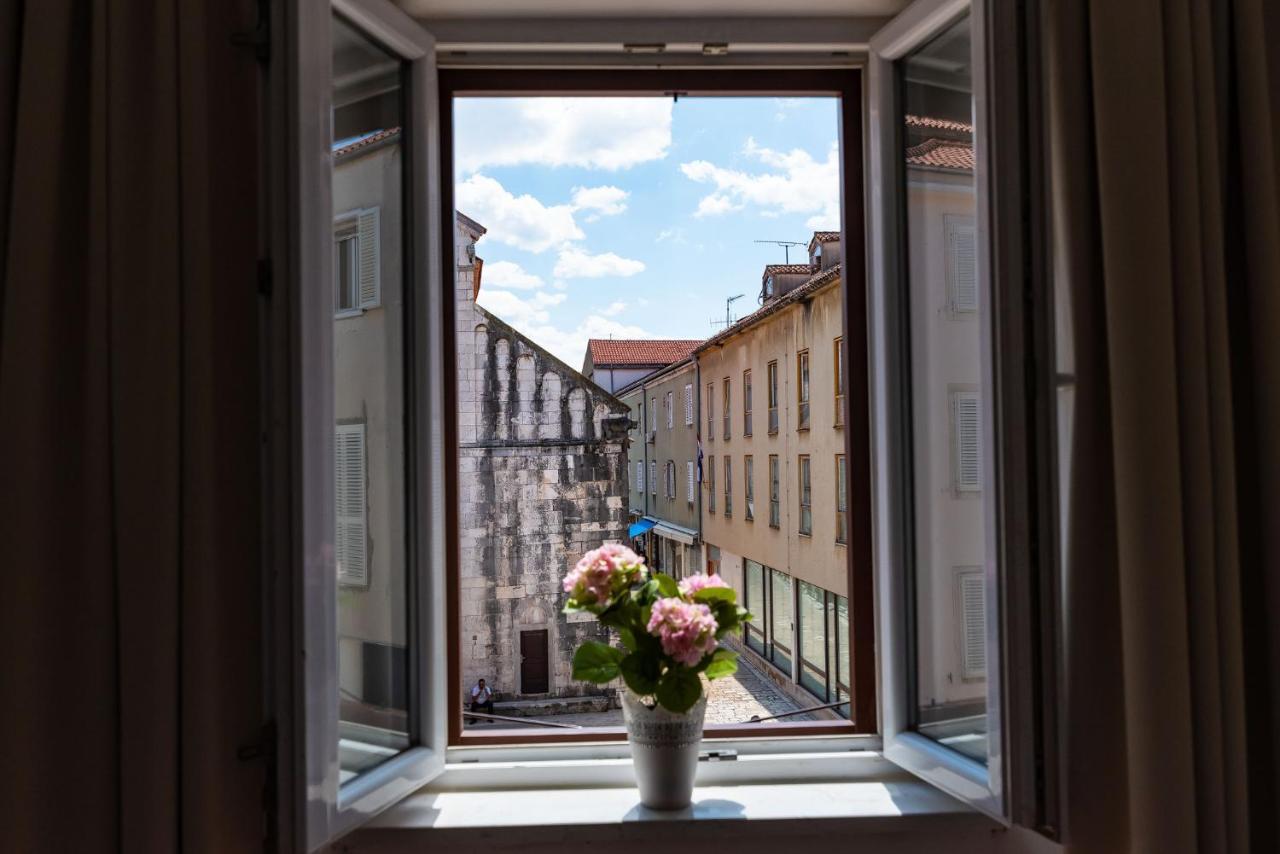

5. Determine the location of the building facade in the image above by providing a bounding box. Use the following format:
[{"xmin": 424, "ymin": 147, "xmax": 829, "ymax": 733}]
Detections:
[
  {"xmin": 583, "ymin": 338, "xmax": 701, "ymax": 394},
  {"xmin": 454, "ymin": 217, "xmax": 633, "ymax": 707},
  {"xmin": 618, "ymin": 359, "xmax": 702, "ymax": 579},
  {"xmin": 901, "ymin": 113, "xmax": 985, "ymax": 724},
  {"xmin": 695, "ymin": 232, "xmax": 852, "ymax": 716}
]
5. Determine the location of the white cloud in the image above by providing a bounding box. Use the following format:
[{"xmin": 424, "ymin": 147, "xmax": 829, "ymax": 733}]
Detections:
[
  {"xmin": 455, "ymin": 98, "xmax": 673, "ymax": 173},
  {"xmin": 476, "ymin": 288, "xmax": 652, "ymax": 366},
  {"xmin": 482, "ymin": 260, "xmax": 544, "ymax": 290},
  {"xmin": 553, "ymin": 247, "xmax": 646, "ymax": 279},
  {"xmin": 571, "ymin": 185, "xmax": 629, "ymax": 220},
  {"xmin": 655, "ymin": 228, "xmax": 687, "ymax": 244},
  {"xmin": 455, "ymin": 173, "xmax": 582, "ymax": 253},
  {"xmin": 679, "ymin": 138, "xmax": 840, "ymax": 229},
  {"xmin": 476, "ymin": 289, "xmax": 567, "ymax": 327}
]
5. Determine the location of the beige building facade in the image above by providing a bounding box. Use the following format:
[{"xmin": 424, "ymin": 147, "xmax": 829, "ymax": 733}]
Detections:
[
  {"xmin": 618, "ymin": 359, "xmax": 702, "ymax": 578},
  {"xmin": 695, "ymin": 232, "xmax": 852, "ymax": 715}
]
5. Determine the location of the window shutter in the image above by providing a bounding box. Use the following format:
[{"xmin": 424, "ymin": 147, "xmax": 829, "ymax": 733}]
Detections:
[
  {"xmin": 666, "ymin": 392, "xmax": 673, "ymax": 428},
  {"xmin": 953, "ymin": 391, "xmax": 981, "ymax": 492},
  {"xmin": 959, "ymin": 570, "xmax": 986, "ymax": 679},
  {"xmin": 357, "ymin": 207, "xmax": 381, "ymax": 309},
  {"xmin": 687, "ymin": 461, "xmax": 695, "ymax": 502},
  {"xmin": 637, "ymin": 460, "xmax": 644, "ymax": 492},
  {"xmin": 335, "ymin": 423, "xmax": 367, "ymax": 586},
  {"xmin": 650, "ymin": 461, "xmax": 656, "ymax": 494},
  {"xmin": 947, "ymin": 217, "xmax": 977, "ymax": 314},
  {"xmin": 684, "ymin": 384, "xmax": 693, "ymax": 425}
]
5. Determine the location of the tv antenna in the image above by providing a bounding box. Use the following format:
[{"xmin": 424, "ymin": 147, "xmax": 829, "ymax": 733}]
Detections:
[
  {"xmin": 754, "ymin": 239, "xmax": 806, "ymax": 264},
  {"xmin": 710, "ymin": 293, "xmax": 747, "ymax": 332}
]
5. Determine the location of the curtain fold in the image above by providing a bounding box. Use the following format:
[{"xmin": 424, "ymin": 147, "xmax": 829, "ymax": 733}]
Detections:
[
  {"xmin": 0, "ymin": 2, "xmax": 263, "ymax": 851},
  {"xmin": 1048, "ymin": 0, "xmax": 1280, "ymax": 851}
]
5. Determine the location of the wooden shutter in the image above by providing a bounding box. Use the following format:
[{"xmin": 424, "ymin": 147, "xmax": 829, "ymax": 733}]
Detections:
[
  {"xmin": 684, "ymin": 384, "xmax": 693, "ymax": 425},
  {"xmin": 959, "ymin": 570, "xmax": 986, "ymax": 679},
  {"xmin": 335, "ymin": 423, "xmax": 368, "ymax": 586},
  {"xmin": 946, "ymin": 216, "xmax": 977, "ymax": 314},
  {"xmin": 687, "ymin": 461, "xmax": 695, "ymax": 502},
  {"xmin": 357, "ymin": 206, "xmax": 381, "ymax": 309},
  {"xmin": 952, "ymin": 391, "xmax": 981, "ymax": 492}
]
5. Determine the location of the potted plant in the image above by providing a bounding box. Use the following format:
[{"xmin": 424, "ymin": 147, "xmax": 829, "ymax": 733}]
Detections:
[{"xmin": 562, "ymin": 543, "xmax": 750, "ymax": 809}]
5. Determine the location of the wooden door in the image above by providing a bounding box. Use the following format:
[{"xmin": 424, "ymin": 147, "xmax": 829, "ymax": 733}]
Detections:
[{"xmin": 520, "ymin": 629, "xmax": 549, "ymax": 694}]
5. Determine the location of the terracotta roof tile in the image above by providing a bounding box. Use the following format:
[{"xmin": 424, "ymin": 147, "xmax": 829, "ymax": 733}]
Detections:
[
  {"xmin": 588, "ymin": 339, "xmax": 703, "ymax": 366},
  {"xmin": 698, "ymin": 263, "xmax": 842, "ymax": 355},
  {"xmin": 904, "ymin": 114, "xmax": 973, "ymax": 134},
  {"xmin": 333, "ymin": 126, "xmax": 402, "ymax": 158},
  {"xmin": 905, "ymin": 138, "xmax": 975, "ymax": 172},
  {"xmin": 810, "ymin": 231, "xmax": 840, "ymax": 243},
  {"xmin": 763, "ymin": 263, "xmax": 817, "ymax": 277}
]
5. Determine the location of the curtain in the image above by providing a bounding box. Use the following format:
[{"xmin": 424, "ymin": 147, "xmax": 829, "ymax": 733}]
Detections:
[
  {"xmin": 0, "ymin": 1, "xmax": 264, "ymax": 851},
  {"xmin": 1046, "ymin": 0, "xmax": 1280, "ymax": 852}
]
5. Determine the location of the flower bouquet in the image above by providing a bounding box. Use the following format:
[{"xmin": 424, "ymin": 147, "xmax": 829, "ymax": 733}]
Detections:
[{"xmin": 562, "ymin": 543, "xmax": 750, "ymax": 808}]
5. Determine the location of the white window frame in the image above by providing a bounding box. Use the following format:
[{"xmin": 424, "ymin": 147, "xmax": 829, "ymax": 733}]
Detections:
[
  {"xmin": 869, "ymin": 0, "xmax": 1012, "ymax": 824},
  {"xmin": 282, "ymin": 0, "xmax": 447, "ymax": 847}
]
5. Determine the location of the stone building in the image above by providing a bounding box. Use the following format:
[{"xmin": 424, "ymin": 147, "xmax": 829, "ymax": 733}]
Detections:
[{"xmin": 454, "ymin": 215, "xmax": 632, "ymax": 707}]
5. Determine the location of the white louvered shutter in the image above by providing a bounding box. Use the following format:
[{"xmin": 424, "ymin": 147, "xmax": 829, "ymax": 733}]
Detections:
[
  {"xmin": 666, "ymin": 392, "xmax": 673, "ymax": 428},
  {"xmin": 637, "ymin": 460, "xmax": 644, "ymax": 492},
  {"xmin": 335, "ymin": 423, "xmax": 368, "ymax": 586},
  {"xmin": 947, "ymin": 217, "xmax": 977, "ymax": 314},
  {"xmin": 959, "ymin": 570, "xmax": 986, "ymax": 679},
  {"xmin": 687, "ymin": 461, "xmax": 695, "ymax": 502},
  {"xmin": 650, "ymin": 461, "xmax": 656, "ymax": 494},
  {"xmin": 684, "ymin": 384, "xmax": 693, "ymax": 425},
  {"xmin": 953, "ymin": 391, "xmax": 981, "ymax": 492},
  {"xmin": 357, "ymin": 206, "xmax": 381, "ymax": 309}
]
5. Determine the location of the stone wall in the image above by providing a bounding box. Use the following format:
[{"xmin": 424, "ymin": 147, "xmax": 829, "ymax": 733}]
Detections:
[{"xmin": 455, "ymin": 221, "xmax": 630, "ymax": 701}]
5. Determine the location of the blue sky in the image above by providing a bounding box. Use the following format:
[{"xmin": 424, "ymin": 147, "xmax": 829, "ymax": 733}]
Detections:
[{"xmin": 453, "ymin": 97, "xmax": 841, "ymax": 366}]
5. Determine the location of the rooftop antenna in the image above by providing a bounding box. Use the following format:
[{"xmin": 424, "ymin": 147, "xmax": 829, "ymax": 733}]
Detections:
[
  {"xmin": 725, "ymin": 293, "xmax": 745, "ymax": 328},
  {"xmin": 709, "ymin": 293, "xmax": 747, "ymax": 333},
  {"xmin": 754, "ymin": 239, "xmax": 806, "ymax": 264}
]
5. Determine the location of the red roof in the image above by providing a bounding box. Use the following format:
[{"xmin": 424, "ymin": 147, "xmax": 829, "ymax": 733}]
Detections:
[
  {"xmin": 905, "ymin": 138, "xmax": 974, "ymax": 171},
  {"xmin": 904, "ymin": 114, "xmax": 973, "ymax": 134},
  {"xmin": 763, "ymin": 263, "xmax": 817, "ymax": 277},
  {"xmin": 588, "ymin": 339, "xmax": 702, "ymax": 367},
  {"xmin": 333, "ymin": 126, "xmax": 402, "ymax": 158}
]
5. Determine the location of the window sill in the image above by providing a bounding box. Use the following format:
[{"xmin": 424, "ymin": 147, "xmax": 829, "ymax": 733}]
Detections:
[{"xmin": 347, "ymin": 751, "xmax": 996, "ymax": 849}]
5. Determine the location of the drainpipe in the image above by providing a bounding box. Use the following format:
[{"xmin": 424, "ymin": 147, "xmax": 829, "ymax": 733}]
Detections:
[{"xmin": 694, "ymin": 358, "xmax": 703, "ymax": 571}]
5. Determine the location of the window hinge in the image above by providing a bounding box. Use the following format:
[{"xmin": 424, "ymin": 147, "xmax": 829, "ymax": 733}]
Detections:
[
  {"xmin": 256, "ymin": 257, "xmax": 273, "ymax": 298},
  {"xmin": 231, "ymin": 0, "xmax": 271, "ymax": 63}
]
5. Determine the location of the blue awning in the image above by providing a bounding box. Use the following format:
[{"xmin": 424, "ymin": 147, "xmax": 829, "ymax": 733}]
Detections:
[{"xmin": 628, "ymin": 518, "xmax": 657, "ymax": 539}]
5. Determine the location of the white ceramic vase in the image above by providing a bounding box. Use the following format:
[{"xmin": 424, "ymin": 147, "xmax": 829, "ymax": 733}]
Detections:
[{"xmin": 620, "ymin": 689, "xmax": 707, "ymax": 809}]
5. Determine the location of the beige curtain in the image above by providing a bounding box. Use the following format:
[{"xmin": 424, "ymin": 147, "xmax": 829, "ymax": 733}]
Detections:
[
  {"xmin": 0, "ymin": 1, "xmax": 265, "ymax": 851},
  {"xmin": 1047, "ymin": 0, "xmax": 1280, "ymax": 852}
]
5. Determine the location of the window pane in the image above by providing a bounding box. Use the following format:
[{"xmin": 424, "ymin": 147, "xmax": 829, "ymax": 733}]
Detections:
[
  {"xmin": 745, "ymin": 560, "xmax": 766, "ymax": 655},
  {"xmin": 332, "ymin": 13, "xmax": 410, "ymax": 779},
  {"xmin": 901, "ymin": 12, "xmax": 989, "ymax": 763},
  {"xmin": 836, "ymin": 595, "xmax": 850, "ymax": 718},
  {"xmin": 769, "ymin": 569, "xmax": 793, "ymax": 674},
  {"xmin": 798, "ymin": 581, "xmax": 828, "ymax": 699}
]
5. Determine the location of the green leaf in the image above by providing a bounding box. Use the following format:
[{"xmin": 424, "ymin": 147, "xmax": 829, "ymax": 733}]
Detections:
[
  {"xmin": 619, "ymin": 652, "xmax": 661, "ymax": 695},
  {"xmin": 655, "ymin": 667, "xmax": 702, "ymax": 713},
  {"xmin": 692, "ymin": 586, "xmax": 736, "ymax": 606},
  {"xmin": 654, "ymin": 573, "xmax": 680, "ymax": 598},
  {"xmin": 618, "ymin": 626, "xmax": 637, "ymax": 652},
  {"xmin": 703, "ymin": 649, "xmax": 739, "ymax": 680},
  {"xmin": 710, "ymin": 600, "xmax": 740, "ymax": 637},
  {"xmin": 571, "ymin": 641, "xmax": 624, "ymax": 684}
]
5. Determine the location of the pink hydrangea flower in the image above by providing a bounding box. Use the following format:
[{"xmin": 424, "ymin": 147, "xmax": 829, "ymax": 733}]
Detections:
[
  {"xmin": 678, "ymin": 573, "xmax": 730, "ymax": 597},
  {"xmin": 646, "ymin": 597, "xmax": 719, "ymax": 667},
  {"xmin": 563, "ymin": 543, "xmax": 647, "ymax": 607}
]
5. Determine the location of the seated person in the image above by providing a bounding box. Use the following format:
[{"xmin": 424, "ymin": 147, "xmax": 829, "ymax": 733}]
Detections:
[{"xmin": 469, "ymin": 678, "xmax": 494, "ymax": 721}]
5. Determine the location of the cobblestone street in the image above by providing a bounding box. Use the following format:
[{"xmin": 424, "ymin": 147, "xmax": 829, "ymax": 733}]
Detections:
[{"xmin": 466, "ymin": 652, "xmax": 816, "ymax": 730}]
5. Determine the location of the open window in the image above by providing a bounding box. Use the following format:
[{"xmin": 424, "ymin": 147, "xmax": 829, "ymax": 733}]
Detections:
[
  {"xmin": 286, "ymin": 0, "xmax": 448, "ymax": 847},
  {"xmin": 868, "ymin": 0, "xmax": 1053, "ymax": 827}
]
